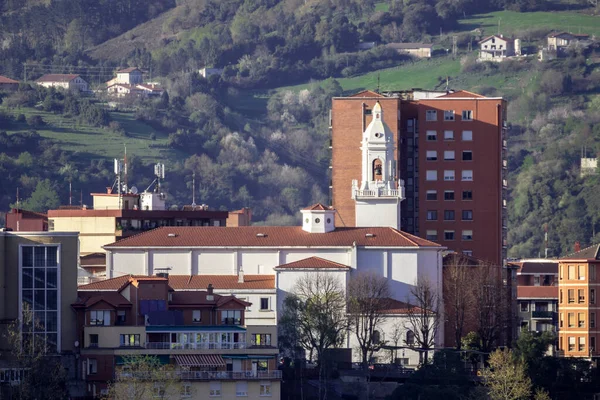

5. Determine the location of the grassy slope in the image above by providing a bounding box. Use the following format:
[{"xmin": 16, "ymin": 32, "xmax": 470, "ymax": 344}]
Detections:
[{"xmin": 0, "ymin": 107, "xmax": 181, "ymax": 163}]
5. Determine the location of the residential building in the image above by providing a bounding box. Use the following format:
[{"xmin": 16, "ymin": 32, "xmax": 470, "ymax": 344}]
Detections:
[
  {"xmin": 478, "ymin": 35, "xmax": 518, "ymax": 61},
  {"xmin": 36, "ymin": 74, "xmax": 89, "ymax": 92},
  {"xmin": 547, "ymin": 32, "xmax": 592, "ymax": 54},
  {"xmin": 0, "ymin": 229, "xmax": 79, "ymax": 389},
  {"xmin": 73, "ymin": 274, "xmax": 280, "ymax": 399},
  {"xmin": 511, "ymin": 260, "xmax": 559, "ymax": 336},
  {"xmin": 5, "ymin": 208, "xmax": 48, "ymax": 231},
  {"xmin": 107, "ymin": 83, "xmax": 164, "ymax": 97},
  {"xmin": 386, "ymin": 43, "xmax": 433, "ymax": 58},
  {"xmin": 331, "ymin": 89, "xmax": 507, "ymax": 266},
  {"xmin": 558, "ymin": 245, "xmax": 600, "ymax": 359},
  {"xmin": 106, "ymin": 67, "xmax": 143, "ymax": 86},
  {"xmin": 199, "ymin": 68, "xmax": 224, "ymax": 78},
  {"xmin": 580, "ymin": 157, "xmax": 597, "ymax": 177},
  {"xmin": 0, "ymin": 75, "xmax": 19, "ymax": 91}
]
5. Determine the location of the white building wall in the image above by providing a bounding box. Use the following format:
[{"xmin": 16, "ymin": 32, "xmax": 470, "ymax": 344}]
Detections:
[
  {"xmin": 111, "ymin": 251, "xmax": 146, "ymax": 276},
  {"xmin": 355, "ymin": 199, "xmax": 401, "ymax": 229},
  {"xmin": 196, "ymin": 251, "xmax": 235, "ymax": 274},
  {"xmin": 239, "ymin": 250, "xmax": 278, "ymax": 274},
  {"xmin": 149, "ymin": 251, "xmax": 190, "ymax": 275}
]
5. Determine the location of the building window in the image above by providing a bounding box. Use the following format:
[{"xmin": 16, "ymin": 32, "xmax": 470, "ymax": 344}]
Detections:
[
  {"xmin": 462, "ymin": 151, "xmax": 473, "ymax": 161},
  {"xmin": 578, "ymin": 265, "xmax": 585, "ymax": 280},
  {"xmin": 444, "ymin": 210, "xmax": 455, "ymax": 221},
  {"xmin": 579, "ymin": 337, "xmax": 585, "ymax": 352},
  {"xmin": 87, "ymin": 359, "xmax": 98, "ymax": 375},
  {"xmin": 591, "ymin": 313, "xmax": 596, "ymax": 328},
  {"xmin": 568, "ymin": 265, "xmax": 575, "ymax": 280},
  {"xmin": 462, "ymin": 210, "xmax": 473, "ymax": 221},
  {"xmin": 406, "ymin": 330, "xmax": 415, "ymax": 345},
  {"xmin": 260, "ymin": 297, "xmax": 270, "ymax": 311},
  {"xmin": 426, "ymin": 230, "xmax": 437, "ymax": 241},
  {"xmin": 89, "ymin": 334, "xmax": 98, "ymax": 348},
  {"xmin": 568, "ymin": 289, "xmax": 575, "ymax": 304},
  {"xmin": 426, "ymin": 170, "xmax": 437, "ymax": 181},
  {"xmin": 568, "ymin": 313, "xmax": 575, "ymax": 327},
  {"xmin": 444, "ymin": 231, "xmax": 455, "ymax": 241},
  {"xmin": 591, "ymin": 289, "xmax": 596, "ymax": 304},
  {"xmin": 236, "ymin": 381, "xmax": 248, "ymax": 397},
  {"xmin": 444, "ymin": 130, "xmax": 454, "ymax": 140},
  {"xmin": 426, "ymin": 110, "xmax": 437, "ymax": 121},
  {"xmin": 592, "ymin": 337, "xmax": 596, "ymax": 352},
  {"xmin": 252, "ymin": 334, "xmax": 272, "ymax": 346},
  {"xmin": 181, "ymin": 383, "xmax": 192, "ymax": 398},
  {"xmin": 444, "ymin": 151, "xmax": 455, "ymax": 161},
  {"xmin": 90, "ymin": 310, "xmax": 110, "ymax": 326},
  {"xmin": 120, "ymin": 334, "xmax": 140, "ymax": 347},
  {"xmin": 426, "ymin": 211, "xmax": 438, "ymax": 221},
  {"xmin": 462, "ymin": 110, "xmax": 473, "ymax": 121},
  {"xmin": 222, "ymin": 310, "xmax": 242, "ymax": 324},
  {"xmin": 426, "ymin": 130, "xmax": 437, "ymax": 141},
  {"xmin": 463, "ymin": 250, "xmax": 473, "ymax": 256},
  {"xmin": 534, "ymin": 276, "xmax": 540, "ymax": 286},
  {"xmin": 426, "ymin": 151, "xmax": 437, "ymax": 161},
  {"xmin": 20, "ymin": 245, "xmax": 60, "ymax": 353},
  {"xmin": 462, "ymin": 170, "xmax": 473, "ymax": 181},
  {"xmin": 193, "ymin": 310, "xmax": 202, "ymax": 323},
  {"xmin": 116, "ymin": 310, "xmax": 126, "ymax": 325},
  {"xmin": 560, "ymin": 290, "xmax": 563, "ymax": 304},
  {"xmin": 426, "ymin": 190, "xmax": 437, "ymax": 201},
  {"xmin": 260, "ymin": 382, "xmax": 272, "ymax": 397},
  {"xmin": 210, "ymin": 382, "xmax": 221, "ymax": 397},
  {"xmin": 444, "ymin": 110, "xmax": 455, "ymax": 121},
  {"xmin": 579, "ymin": 289, "xmax": 585, "ymax": 303},
  {"xmin": 578, "ymin": 313, "xmax": 585, "ymax": 328},
  {"xmin": 462, "ymin": 190, "xmax": 473, "ymax": 200},
  {"xmin": 462, "ymin": 230, "xmax": 473, "ymax": 240},
  {"xmin": 520, "ymin": 302, "xmax": 529, "ymax": 312},
  {"xmin": 559, "ymin": 312, "xmax": 563, "ymax": 328},
  {"xmin": 444, "ymin": 191, "xmax": 455, "ymax": 201},
  {"xmin": 444, "ymin": 170, "xmax": 455, "ymax": 181},
  {"xmin": 462, "ymin": 131, "xmax": 473, "ymax": 141},
  {"xmin": 568, "ymin": 337, "xmax": 575, "ymax": 351}
]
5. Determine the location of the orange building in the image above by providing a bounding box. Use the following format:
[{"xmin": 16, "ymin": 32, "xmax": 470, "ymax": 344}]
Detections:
[
  {"xmin": 331, "ymin": 90, "xmax": 507, "ymax": 265},
  {"xmin": 558, "ymin": 245, "xmax": 600, "ymax": 358}
]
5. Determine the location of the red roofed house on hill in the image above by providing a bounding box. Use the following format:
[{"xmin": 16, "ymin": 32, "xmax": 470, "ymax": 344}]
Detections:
[
  {"xmin": 36, "ymin": 74, "xmax": 89, "ymax": 92},
  {"xmin": 0, "ymin": 75, "xmax": 19, "ymax": 91}
]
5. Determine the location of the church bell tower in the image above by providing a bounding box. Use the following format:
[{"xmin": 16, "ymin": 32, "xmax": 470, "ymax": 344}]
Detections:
[{"xmin": 351, "ymin": 101, "xmax": 405, "ymax": 229}]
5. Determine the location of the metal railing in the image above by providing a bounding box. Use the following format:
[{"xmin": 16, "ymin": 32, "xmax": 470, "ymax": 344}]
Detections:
[
  {"xmin": 145, "ymin": 342, "xmax": 247, "ymax": 350},
  {"xmin": 115, "ymin": 370, "xmax": 282, "ymax": 380}
]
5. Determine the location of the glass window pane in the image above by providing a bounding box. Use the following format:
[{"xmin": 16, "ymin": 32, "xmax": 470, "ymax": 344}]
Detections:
[
  {"xmin": 34, "ymin": 311, "xmax": 46, "ymax": 330},
  {"xmin": 34, "ymin": 289, "xmax": 45, "ymax": 310},
  {"xmin": 22, "ymin": 269, "xmax": 33, "ymax": 289},
  {"xmin": 46, "ymin": 269, "xmax": 57, "ymax": 289},
  {"xmin": 46, "ymin": 290, "xmax": 57, "ymax": 311},
  {"xmin": 23, "ymin": 290, "xmax": 33, "ymax": 307},
  {"xmin": 34, "ymin": 248, "xmax": 45, "ymax": 267},
  {"xmin": 46, "ymin": 311, "xmax": 57, "ymax": 332},
  {"xmin": 22, "ymin": 247, "xmax": 34, "ymax": 267},
  {"xmin": 46, "ymin": 247, "xmax": 58, "ymax": 267},
  {"xmin": 34, "ymin": 268, "xmax": 45, "ymax": 288},
  {"xmin": 46, "ymin": 334, "xmax": 57, "ymax": 353}
]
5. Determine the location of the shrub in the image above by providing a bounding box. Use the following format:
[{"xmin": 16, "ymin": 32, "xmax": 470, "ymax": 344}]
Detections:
[
  {"xmin": 26, "ymin": 115, "xmax": 45, "ymax": 127},
  {"xmin": 150, "ymin": 133, "xmax": 157, "ymax": 140},
  {"xmin": 16, "ymin": 114, "xmax": 26, "ymax": 123}
]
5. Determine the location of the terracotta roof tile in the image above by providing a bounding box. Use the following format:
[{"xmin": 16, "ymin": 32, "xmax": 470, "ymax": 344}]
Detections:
[
  {"xmin": 510, "ymin": 261, "xmax": 558, "ymax": 275},
  {"xmin": 439, "ymin": 90, "xmax": 485, "ymax": 98},
  {"xmin": 73, "ymin": 291, "xmax": 131, "ymax": 308},
  {"xmin": 517, "ymin": 286, "xmax": 558, "ymax": 299},
  {"xmin": 36, "ymin": 74, "xmax": 80, "ymax": 83},
  {"xmin": 378, "ymin": 298, "xmax": 425, "ymax": 314},
  {"xmin": 0, "ymin": 75, "xmax": 18, "ymax": 84},
  {"xmin": 117, "ymin": 67, "xmax": 141, "ymax": 73},
  {"xmin": 561, "ymin": 244, "xmax": 600, "ymax": 260},
  {"xmin": 302, "ymin": 203, "xmax": 331, "ymax": 211},
  {"xmin": 104, "ymin": 226, "xmax": 441, "ymax": 248},
  {"xmin": 349, "ymin": 90, "xmax": 384, "ymax": 98},
  {"xmin": 274, "ymin": 257, "xmax": 350, "ymax": 270},
  {"xmin": 80, "ymin": 253, "xmax": 106, "ymax": 267},
  {"xmin": 79, "ymin": 274, "xmax": 275, "ymax": 291}
]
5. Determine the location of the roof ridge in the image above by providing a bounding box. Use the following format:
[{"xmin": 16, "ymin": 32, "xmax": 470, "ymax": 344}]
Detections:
[
  {"xmin": 563, "ymin": 243, "xmax": 599, "ymax": 258},
  {"xmin": 390, "ymin": 227, "xmax": 419, "ymax": 246}
]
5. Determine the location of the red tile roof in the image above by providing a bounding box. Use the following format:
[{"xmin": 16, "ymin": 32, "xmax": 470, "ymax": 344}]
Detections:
[
  {"xmin": 274, "ymin": 257, "xmax": 350, "ymax": 270},
  {"xmin": 72, "ymin": 291, "xmax": 131, "ymax": 308},
  {"xmin": 117, "ymin": 67, "xmax": 141, "ymax": 73},
  {"xmin": 517, "ymin": 286, "xmax": 558, "ymax": 299},
  {"xmin": 78, "ymin": 274, "xmax": 275, "ymax": 291},
  {"xmin": 561, "ymin": 244, "xmax": 600, "ymax": 260},
  {"xmin": 36, "ymin": 74, "xmax": 80, "ymax": 83},
  {"xmin": 378, "ymin": 298, "xmax": 425, "ymax": 314},
  {"xmin": 510, "ymin": 261, "xmax": 557, "ymax": 275},
  {"xmin": 302, "ymin": 203, "xmax": 331, "ymax": 211},
  {"xmin": 9, "ymin": 208, "xmax": 47, "ymax": 219},
  {"xmin": 80, "ymin": 253, "xmax": 106, "ymax": 267},
  {"xmin": 0, "ymin": 75, "xmax": 18, "ymax": 84},
  {"xmin": 169, "ymin": 292, "xmax": 250, "ymax": 307},
  {"xmin": 439, "ymin": 90, "xmax": 485, "ymax": 98},
  {"xmin": 349, "ymin": 90, "xmax": 384, "ymax": 98},
  {"xmin": 104, "ymin": 226, "xmax": 440, "ymax": 248}
]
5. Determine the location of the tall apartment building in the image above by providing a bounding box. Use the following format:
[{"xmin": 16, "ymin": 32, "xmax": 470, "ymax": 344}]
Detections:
[
  {"xmin": 558, "ymin": 245, "xmax": 600, "ymax": 359},
  {"xmin": 74, "ymin": 275, "xmax": 281, "ymax": 399},
  {"xmin": 331, "ymin": 89, "xmax": 508, "ymax": 265}
]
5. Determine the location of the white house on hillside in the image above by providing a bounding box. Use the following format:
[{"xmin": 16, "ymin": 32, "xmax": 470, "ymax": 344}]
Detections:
[
  {"xmin": 36, "ymin": 74, "xmax": 89, "ymax": 92},
  {"xmin": 106, "ymin": 67, "xmax": 143, "ymax": 86},
  {"xmin": 478, "ymin": 35, "xmax": 520, "ymax": 61}
]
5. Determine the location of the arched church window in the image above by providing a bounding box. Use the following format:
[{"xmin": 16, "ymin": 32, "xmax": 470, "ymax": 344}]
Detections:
[
  {"xmin": 406, "ymin": 330, "xmax": 415, "ymax": 346},
  {"xmin": 373, "ymin": 159, "xmax": 383, "ymax": 180}
]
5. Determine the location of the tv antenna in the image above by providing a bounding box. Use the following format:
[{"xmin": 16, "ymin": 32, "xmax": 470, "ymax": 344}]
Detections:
[{"xmin": 191, "ymin": 172, "xmax": 196, "ymax": 208}]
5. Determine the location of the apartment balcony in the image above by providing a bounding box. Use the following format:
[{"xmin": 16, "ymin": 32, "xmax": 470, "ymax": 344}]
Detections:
[
  {"xmin": 115, "ymin": 370, "xmax": 282, "ymax": 381},
  {"xmin": 145, "ymin": 342, "xmax": 247, "ymax": 350},
  {"xmin": 532, "ymin": 311, "xmax": 556, "ymax": 319}
]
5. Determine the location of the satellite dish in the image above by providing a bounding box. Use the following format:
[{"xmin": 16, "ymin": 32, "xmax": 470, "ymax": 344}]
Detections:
[{"xmin": 130, "ymin": 186, "xmax": 138, "ymax": 194}]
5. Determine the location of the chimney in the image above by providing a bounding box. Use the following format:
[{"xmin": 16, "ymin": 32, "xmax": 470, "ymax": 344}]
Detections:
[
  {"xmin": 107, "ymin": 187, "xmax": 113, "ymax": 194},
  {"xmin": 207, "ymin": 284, "xmax": 214, "ymax": 295},
  {"xmin": 574, "ymin": 241, "xmax": 581, "ymax": 253},
  {"xmin": 238, "ymin": 267, "xmax": 244, "ymax": 284}
]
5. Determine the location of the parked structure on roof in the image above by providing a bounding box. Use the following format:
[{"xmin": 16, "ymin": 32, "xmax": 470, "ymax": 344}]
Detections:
[{"xmin": 36, "ymin": 74, "xmax": 89, "ymax": 92}]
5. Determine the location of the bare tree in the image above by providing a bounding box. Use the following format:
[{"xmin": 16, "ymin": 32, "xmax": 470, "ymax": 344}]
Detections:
[
  {"xmin": 347, "ymin": 271, "xmax": 391, "ymax": 370},
  {"xmin": 405, "ymin": 277, "xmax": 441, "ymax": 365},
  {"xmin": 472, "ymin": 263, "xmax": 506, "ymax": 352},
  {"xmin": 443, "ymin": 254, "xmax": 475, "ymax": 349},
  {"xmin": 105, "ymin": 355, "xmax": 188, "ymax": 400}
]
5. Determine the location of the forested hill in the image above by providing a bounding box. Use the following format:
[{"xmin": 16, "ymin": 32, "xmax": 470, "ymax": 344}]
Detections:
[{"xmin": 0, "ymin": 0, "xmax": 600, "ymax": 258}]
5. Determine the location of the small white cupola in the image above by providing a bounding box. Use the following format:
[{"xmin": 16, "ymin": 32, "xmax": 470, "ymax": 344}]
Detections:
[{"xmin": 300, "ymin": 204, "xmax": 336, "ymax": 233}]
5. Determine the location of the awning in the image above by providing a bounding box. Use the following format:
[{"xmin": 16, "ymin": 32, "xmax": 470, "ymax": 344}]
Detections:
[
  {"xmin": 174, "ymin": 354, "xmax": 225, "ymax": 367},
  {"xmin": 115, "ymin": 355, "xmax": 170, "ymax": 365}
]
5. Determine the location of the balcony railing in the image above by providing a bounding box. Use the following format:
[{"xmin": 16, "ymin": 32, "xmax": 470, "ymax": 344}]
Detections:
[
  {"xmin": 115, "ymin": 370, "xmax": 282, "ymax": 380},
  {"xmin": 145, "ymin": 342, "xmax": 247, "ymax": 350},
  {"xmin": 532, "ymin": 311, "xmax": 555, "ymax": 319}
]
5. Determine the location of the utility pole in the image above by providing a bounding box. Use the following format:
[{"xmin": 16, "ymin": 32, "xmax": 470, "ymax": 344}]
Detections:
[
  {"xmin": 452, "ymin": 36, "xmax": 458, "ymax": 58},
  {"xmin": 23, "ymin": 63, "xmax": 27, "ymax": 82}
]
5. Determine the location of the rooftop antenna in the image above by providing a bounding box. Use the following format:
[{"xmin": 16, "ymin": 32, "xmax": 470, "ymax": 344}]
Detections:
[
  {"xmin": 192, "ymin": 172, "xmax": 196, "ymax": 208},
  {"xmin": 376, "ymin": 73, "xmax": 380, "ymax": 94},
  {"xmin": 445, "ymin": 76, "xmax": 449, "ymax": 91},
  {"xmin": 154, "ymin": 163, "xmax": 165, "ymax": 193},
  {"xmin": 69, "ymin": 180, "xmax": 72, "ymax": 206},
  {"xmin": 16, "ymin": 187, "xmax": 20, "ymax": 231},
  {"xmin": 123, "ymin": 145, "xmax": 128, "ymax": 193},
  {"xmin": 114, "ymin": 157, "xmax": 122, "ymax": 209},
  {"xmin": 543, "ymin": 223, "xmax": 549, "ymax": 258}
]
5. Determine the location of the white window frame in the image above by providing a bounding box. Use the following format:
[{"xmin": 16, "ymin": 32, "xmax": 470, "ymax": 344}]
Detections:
[
  {"xmin": 426, "ymin": 210, "xmax": 437, "ymax": 221},
  {"xmin": 444, "ymin": 151, "xmax": 455, "ymax": 161},
  {"xmin": 426, "ymin": 151, "xmax": 437, "ymax": 161},
  {"xmin": 462, "ymin": 230, "xmax": 473, "ymax": 241},
  {"xmin": 209, "ymin": 382, "xmax": 222, "ymax": 397},
  {"xmin": 462, "ymin": 130, "xmax": 473, "ymax": 141},
  {"xmin": 426, "ymin": 190, "xmax": 437, "ymax": 200},
  {"xmin": 426, "ymin": 230, "xmax": 437, "ymax": 241},
  {"xmin": 462, "ymin": 170, "xmax": 473, "ymax": 181},
  {"xmin": 444, "ymin": 110, "xmax": 455, "ymax": 121},
  {"xmin": 260, "ymin": 381, "xmax": 272, "ymax": 397},
  {"xmin": 426, "ymin": 170, "xmax": 437, "ymax": 181},
  {"xmin": 236, "ymin": 381, "xmax": 248, "ymax": 397},
  {"xmin": 444, "ymin": 130, "xmax": 454, "ymax": 140},
  {"xmin": 426, "ymin": 110, "xmax": 437, "ymax": 121},
  {"xmin": 444, "ymin": 170, "xmax": 455, "ymax": 181},
  {"xmin": 87, "ymin": 359, "xmax": 98, "ymax": 375}
]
